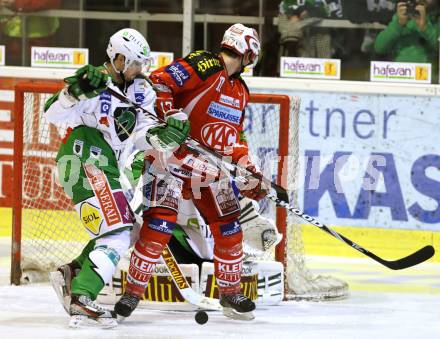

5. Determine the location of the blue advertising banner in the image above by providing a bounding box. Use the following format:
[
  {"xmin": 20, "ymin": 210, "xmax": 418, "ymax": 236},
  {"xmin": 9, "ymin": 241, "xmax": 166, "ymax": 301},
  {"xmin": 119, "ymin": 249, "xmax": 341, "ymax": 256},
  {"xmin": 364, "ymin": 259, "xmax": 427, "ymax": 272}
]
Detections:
[{"xmin": 248, "ymin": 88, "xmax": 440, "ymax": 231}]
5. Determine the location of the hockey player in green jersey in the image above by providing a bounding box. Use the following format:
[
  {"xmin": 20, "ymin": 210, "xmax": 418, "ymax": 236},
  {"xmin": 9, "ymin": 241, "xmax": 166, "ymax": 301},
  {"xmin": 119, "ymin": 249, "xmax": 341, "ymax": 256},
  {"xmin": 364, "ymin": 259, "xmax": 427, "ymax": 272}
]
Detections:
[{"xmin": 44, "ymin": 28, "xmax": 190, "ymax": 328}]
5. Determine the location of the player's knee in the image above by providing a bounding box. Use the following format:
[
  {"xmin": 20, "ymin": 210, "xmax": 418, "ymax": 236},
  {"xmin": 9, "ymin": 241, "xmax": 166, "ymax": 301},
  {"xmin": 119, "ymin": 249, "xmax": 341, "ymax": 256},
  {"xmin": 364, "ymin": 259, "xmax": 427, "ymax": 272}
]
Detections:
[
  {"xmin": 143, "ymin": 207, "xmax": 178, "ymax": 223},
  {"xmin": 137, "ymin": 239, "xmax": 165, "ymax": 257},
  {"xmin": 88, "ymin": 246, "xmax": 121, "ymax": 284},
  {"xmin": 138, "ymin": 217, "xmax": 176, "ymax": 250},
  {"xmin": 212, "ymin": 220, "xmax": 243, "ymax": 247},
  {"xmin": 215, "ymin": 241, "xmax": 243, "ymax": 259}
]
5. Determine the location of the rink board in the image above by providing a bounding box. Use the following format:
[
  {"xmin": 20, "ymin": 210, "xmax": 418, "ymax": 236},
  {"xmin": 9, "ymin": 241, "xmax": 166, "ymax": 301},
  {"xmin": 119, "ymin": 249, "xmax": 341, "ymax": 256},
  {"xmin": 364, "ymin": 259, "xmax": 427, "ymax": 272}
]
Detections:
[
  {"xmin": 1, "ymin": 69, "xmax": 439, "ymax": 264},
  {"xmin": 1, "ymin": 207, "xmax": 439, "ymax": 262}
]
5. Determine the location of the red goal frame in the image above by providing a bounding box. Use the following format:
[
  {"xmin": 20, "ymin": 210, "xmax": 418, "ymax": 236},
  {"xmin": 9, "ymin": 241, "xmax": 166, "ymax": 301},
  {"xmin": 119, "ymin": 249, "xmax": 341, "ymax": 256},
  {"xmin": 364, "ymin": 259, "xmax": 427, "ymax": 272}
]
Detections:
[{"xmin": 11, "ymin": 82, "xmax": 292, "ymax": 285}]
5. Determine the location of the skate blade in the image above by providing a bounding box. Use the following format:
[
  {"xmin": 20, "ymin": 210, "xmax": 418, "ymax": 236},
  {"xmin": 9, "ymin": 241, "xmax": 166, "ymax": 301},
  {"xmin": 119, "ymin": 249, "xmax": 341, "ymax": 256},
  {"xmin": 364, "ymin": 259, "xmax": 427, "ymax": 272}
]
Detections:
[
  {"xmin": 49, "ymin": 271, "xmax": 70, "ymax": 314},
  {"xmin": 222, "ymin": 307, "xmax": 255, "ymax": 321},
  {"xmin": 69, "ymin": 315, "xmax": 118, "ymax": 329},
  {"xmin": 116, "ymin": 314, "xmax": 126, "ymax": 323}
]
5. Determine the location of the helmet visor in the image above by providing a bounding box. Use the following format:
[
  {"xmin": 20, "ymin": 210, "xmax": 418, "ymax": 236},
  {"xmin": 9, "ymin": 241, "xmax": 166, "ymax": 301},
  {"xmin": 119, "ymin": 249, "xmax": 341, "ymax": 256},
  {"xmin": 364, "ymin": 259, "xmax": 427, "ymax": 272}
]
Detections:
[
  {"xmin": 246, "ymin": 52, "xmax": 259, "ymax": 69},
  {"xmin": 126, "ymin": 58, "xmax": 152, "ymax": 74}
]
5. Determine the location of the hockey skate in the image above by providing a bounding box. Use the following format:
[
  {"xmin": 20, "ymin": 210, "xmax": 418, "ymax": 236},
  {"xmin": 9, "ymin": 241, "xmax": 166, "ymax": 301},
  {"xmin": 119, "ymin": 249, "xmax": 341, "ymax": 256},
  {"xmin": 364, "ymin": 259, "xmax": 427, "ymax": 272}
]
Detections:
[
  {"xmin": 69, "ymin": 294, "xmax": 117, "ymax": 328},
  {"xmin": 49, "ymin": 263, "xmax": 78, "ymax": 314},
  {"xmin": 219, "ymin": 293, "xmax": 255, "ymax": 321},
  {"xmin": 114, "ymin": 293, "xmax": 140, "ymax": 319}
]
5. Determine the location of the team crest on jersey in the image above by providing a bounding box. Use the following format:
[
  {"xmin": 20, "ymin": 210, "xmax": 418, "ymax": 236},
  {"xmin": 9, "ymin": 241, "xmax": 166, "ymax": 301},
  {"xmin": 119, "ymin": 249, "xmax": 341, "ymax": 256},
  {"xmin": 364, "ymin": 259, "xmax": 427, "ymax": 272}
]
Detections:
[
  {"xmin": 89, "ymin": 146, "xmax": 102, "ymax": 159},
  {"xmin": 113, "ymin": 106, "xmax": 137, "ymax": 142},
  {"xmin": 73, "ymin": 139, "xmax": 83, "ymax": 157},
  {"xmin": 165, "ymin": 62, "xmax": 190, "ymax": 87},
  {"xmin": 201, "ymin": 122, "xmax": 238, "ymax": 152}
]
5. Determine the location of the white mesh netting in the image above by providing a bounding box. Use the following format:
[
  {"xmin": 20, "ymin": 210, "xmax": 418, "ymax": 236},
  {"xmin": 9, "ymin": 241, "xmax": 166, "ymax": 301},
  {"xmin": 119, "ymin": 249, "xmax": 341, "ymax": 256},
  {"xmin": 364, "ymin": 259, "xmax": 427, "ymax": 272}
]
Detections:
[
  {"xmin": 18, "ymin": 91, "xmax": 87, "ymax": 282},
  {"xmin": 244, "ymin": 94, "xmax": 348, "ymax": 300},
  {"xmin": 15, "ymin": 88, "xmax": 347, "ymax": 299}
]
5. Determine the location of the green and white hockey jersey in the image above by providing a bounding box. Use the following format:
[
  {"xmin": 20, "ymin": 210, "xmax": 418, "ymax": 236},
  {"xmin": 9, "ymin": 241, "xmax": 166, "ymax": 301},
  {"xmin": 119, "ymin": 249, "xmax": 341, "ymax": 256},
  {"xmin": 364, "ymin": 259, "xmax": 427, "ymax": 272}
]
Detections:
[
  {"xmin": 45, "ymin": 76, "xmax": 157, "ymax": 159},
  {"xmin": 44, "ymin": 75, "xmax": 159, "ymax": 238}
]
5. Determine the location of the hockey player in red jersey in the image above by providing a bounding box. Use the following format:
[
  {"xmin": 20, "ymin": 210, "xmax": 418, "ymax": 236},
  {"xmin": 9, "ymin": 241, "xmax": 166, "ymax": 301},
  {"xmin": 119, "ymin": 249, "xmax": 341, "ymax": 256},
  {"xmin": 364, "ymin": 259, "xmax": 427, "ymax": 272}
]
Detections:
[{"xmin": 114, "ymin": 23, "xmax": 266, "ymax": 320}]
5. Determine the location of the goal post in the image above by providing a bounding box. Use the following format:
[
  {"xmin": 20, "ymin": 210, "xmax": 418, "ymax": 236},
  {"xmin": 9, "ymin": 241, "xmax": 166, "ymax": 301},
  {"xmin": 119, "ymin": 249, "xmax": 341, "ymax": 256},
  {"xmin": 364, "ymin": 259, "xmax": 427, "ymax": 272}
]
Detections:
[
  {"xmin": 246, "ymin": 93, "xmax": 290, "ymax": 278},
  {"xmin": 12, "ymin": 82, "xmax": 62, "ymax": 284},
  {"xmin": 11, "ymin": 81, "xmax": 348, "ymax": 300}
]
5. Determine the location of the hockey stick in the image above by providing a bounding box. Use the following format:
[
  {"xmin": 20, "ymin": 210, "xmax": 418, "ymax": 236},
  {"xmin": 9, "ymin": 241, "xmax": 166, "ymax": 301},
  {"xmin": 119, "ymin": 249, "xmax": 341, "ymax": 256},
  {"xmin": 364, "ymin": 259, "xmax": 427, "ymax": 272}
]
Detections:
[
  {"xmin": 107, "ymin": 87, "xmax": 435, "ymax": 270},
  {"xmin": 161, "ymin": 245, "xmax": 222, "ymax": 311},
  {"xmin": 266, "ymin": 193, "xmax": 434, "ymax": 270},
  {"xmin": 128, "ymin": 190, "xmax": 221, "ymax": 311}
]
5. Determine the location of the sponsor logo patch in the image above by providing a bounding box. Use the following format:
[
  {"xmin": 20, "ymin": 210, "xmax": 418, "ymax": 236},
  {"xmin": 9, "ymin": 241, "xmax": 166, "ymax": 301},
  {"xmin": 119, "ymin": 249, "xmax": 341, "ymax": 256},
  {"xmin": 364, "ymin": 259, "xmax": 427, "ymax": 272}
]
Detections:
[
  {"xmin": 148, "ymin": 219, "xmax": 176, "ymax": 235},
  {"xmin": 135, "ymin": 93, "xmax": 145, "ymax": 103},
  {"xmin": 80, "ymin": 202, "xmax": 102, "ymax": 235},
  {"xmin": 184, "ymin": 50, "xmax": 223, "ymax": 81},
  {"xmin": 100, "ymin": 91, "xmax": 111, "ymax": 115},
  {"xmin": 100, "ymin": 102, "xmax": 110, "ymax": 115},
  {"xmin": 220, "ymin": 221, "xmax": 242, "ymax": 236},
  {"xmin": 83, "ymin": 163, "xmax": 122, "ymax": 227},
  {"xmin": 207, "ymin": 101, "xmax": 242, "ymax": 125},
  {"xmin": 165, "ymin": 62, "xmax": 190, "ymax": 87},
  {"xmin": 100, "ymin": 91, "xmax": 111, "ymax": 101},
  {"xmin": 154, "ymin": 177, "xmax": 183, "ymax": 212},
  {"xmin": 219, "ymin": 94, "xmax": 240, "ymax": 108}
]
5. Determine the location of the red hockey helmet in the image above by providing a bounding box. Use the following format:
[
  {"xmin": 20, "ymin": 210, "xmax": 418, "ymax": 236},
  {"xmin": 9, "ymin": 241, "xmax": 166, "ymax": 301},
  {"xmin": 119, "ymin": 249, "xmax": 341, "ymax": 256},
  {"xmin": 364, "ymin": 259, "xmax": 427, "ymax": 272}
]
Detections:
[{"xmin": 221, "ymin": 23, "xmax": 261, "ymax": 68}]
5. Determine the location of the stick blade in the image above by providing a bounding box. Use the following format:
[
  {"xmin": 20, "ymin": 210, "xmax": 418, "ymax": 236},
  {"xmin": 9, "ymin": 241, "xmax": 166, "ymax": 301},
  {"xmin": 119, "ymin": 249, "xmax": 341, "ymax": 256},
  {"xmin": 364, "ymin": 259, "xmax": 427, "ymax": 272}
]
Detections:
[{"xmin": 382, "ymin": 245, "xmax": 435, "ymax": 270}]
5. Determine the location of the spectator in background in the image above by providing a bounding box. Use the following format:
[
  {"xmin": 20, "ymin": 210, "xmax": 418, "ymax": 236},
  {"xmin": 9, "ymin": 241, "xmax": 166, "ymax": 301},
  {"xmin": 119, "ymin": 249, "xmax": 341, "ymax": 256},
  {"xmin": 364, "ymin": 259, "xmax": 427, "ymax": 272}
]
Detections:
[
  {"xmin": 0, "ymin": 0, "xmax": 60, "ymax": 65},
  {"xmin": 374, "ymin": 1, "xmax": 440, "ymax": 67},
  {"xmin": 277, "ymin": 0, "xmax": 343, "ymax": 59}
]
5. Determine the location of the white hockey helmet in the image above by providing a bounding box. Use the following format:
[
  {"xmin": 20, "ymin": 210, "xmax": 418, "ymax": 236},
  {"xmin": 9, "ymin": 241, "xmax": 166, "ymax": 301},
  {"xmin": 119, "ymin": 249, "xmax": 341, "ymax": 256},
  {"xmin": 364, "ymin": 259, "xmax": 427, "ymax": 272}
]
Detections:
[
  {"xmin": 221, "ymin": 23, "xmax": 261, "ymax": 68},
  {"xmin": 106, "ymin": 28, "xmax": 152, "ymax": 74}
]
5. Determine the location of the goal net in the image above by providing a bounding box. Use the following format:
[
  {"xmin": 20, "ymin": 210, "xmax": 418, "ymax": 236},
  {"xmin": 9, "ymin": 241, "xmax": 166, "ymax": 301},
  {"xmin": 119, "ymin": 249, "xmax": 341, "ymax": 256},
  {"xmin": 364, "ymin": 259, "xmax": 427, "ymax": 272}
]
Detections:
[{"xmin": 11, "ymin": 82, "xmax": 348, "ymax": 300}]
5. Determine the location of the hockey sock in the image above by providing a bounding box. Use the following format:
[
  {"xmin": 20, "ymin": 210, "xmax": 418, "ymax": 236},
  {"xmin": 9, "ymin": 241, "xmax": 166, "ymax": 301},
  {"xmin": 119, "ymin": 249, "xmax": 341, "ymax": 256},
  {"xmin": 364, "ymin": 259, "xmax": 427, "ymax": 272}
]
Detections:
[
  {"xmin": 125, "ymin": 216, "xmax": 176, "ymax": 297},
  {"xmin": 212, "ymin": 221, "xmax": 244, "ymax": 295},
  {"xmin": 71, "ymin": 246, "xmax": 120, "ymax": 300},
  {"xmin": 72, "ymin": 239, "xmax": 96, "ymax": 268}
]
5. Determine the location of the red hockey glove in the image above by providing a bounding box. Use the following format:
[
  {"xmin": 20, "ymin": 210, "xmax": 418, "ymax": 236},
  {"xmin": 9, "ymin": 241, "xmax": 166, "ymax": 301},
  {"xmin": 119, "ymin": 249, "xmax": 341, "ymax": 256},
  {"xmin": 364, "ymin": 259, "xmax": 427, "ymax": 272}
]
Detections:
[{"xmin": 235, "ymin": 156, "xmax": 268, "ymax": 201}]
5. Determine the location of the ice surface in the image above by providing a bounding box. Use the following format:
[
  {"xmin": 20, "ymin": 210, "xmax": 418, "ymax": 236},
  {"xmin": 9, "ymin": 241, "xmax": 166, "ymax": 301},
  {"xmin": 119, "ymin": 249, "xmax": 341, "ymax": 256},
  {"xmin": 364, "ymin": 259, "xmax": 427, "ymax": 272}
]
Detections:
[
  {"xmin": 0, "ymin": 283, "xmax": 439, "ymax": 339},
  {"xmin": 0, "ymin": 237, "xmax": 439, "ymax": 339}
]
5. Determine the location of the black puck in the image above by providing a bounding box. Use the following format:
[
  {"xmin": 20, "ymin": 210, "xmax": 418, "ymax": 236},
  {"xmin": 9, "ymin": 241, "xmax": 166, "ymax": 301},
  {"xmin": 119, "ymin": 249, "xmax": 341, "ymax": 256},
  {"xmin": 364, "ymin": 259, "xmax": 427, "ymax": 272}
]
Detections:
[{"xmin": 195, "ymin": 310, "xmax": 208, "ymax": 325}]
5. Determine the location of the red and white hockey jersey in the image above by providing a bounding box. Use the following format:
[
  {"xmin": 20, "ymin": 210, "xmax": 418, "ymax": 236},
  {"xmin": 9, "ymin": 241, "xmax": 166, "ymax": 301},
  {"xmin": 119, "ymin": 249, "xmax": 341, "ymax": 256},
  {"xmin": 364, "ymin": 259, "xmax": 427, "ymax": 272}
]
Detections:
[{"xmin": 149, "ymin": 50, "xmax": 250, "ymax": 162}]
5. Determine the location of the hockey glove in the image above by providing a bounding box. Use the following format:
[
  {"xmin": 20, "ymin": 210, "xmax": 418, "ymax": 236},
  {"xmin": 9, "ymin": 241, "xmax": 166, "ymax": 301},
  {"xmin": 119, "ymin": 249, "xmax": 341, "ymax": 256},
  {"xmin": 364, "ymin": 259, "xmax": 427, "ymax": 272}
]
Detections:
[
  {"xmin": 235, "ymin": 160, "xmax": 268, "ymax": 201},
  {"xmin": 147, "ymin": 117, "xmax": 190, "ymax": 152},
  {"xmin": 64, "ymin": 65, "xmax": 109, "ymax": 100}
]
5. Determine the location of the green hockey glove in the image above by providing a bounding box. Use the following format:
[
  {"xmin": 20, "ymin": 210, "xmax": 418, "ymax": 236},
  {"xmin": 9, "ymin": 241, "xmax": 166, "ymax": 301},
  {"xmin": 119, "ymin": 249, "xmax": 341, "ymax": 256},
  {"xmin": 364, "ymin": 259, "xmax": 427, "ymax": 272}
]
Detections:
[
  {"xmin": 64, "ymin": 65, "xmax": 109, "ymax": 100},
  {"xmin": 147, "ymin": 117, "xmax": 190, "ymax": 152}
]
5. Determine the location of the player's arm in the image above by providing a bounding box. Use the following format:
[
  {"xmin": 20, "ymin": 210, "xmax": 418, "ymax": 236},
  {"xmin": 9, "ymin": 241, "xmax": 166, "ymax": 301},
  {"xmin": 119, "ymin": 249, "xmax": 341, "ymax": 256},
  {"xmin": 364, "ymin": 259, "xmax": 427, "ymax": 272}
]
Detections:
[
  {"xmin": 231, "ymin": 132, "xmax": 267, "ymax": 202},
  {"xmin": 132, "ymin": 78, "xmax": 190, "ymax": 153},
  {"xmin": 44, "ymin": 64, "xmax": 108, "ymax": 124},
  {"xmin": 149, "ymin": 52, "xmax": 207, "ymax": 119},
  {"xmin": 232, "ymin": 83, "xmax": 267, "ymax": 201}
]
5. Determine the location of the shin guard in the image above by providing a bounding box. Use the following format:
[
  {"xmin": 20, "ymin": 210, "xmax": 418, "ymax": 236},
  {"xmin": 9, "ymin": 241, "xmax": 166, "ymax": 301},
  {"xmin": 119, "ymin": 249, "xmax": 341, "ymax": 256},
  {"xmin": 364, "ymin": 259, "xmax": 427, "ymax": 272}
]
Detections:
[
  {"xmin": 212, "ymin": 221, "xmax": 244, "ymax": 295},
  {"xmin": 125, "ymin": 217, "xmax": 176, "ymax": 297}
]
